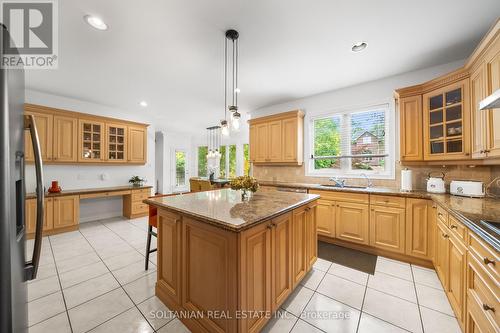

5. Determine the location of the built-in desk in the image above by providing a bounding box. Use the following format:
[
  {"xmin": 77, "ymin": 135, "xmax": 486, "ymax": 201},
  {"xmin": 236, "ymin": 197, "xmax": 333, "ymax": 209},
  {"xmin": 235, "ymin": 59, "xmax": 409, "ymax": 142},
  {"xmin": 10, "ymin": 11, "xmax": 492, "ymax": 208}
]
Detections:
[{"xmin": 25, "ymin": 185, "xmax": 152, "ymax": 238}]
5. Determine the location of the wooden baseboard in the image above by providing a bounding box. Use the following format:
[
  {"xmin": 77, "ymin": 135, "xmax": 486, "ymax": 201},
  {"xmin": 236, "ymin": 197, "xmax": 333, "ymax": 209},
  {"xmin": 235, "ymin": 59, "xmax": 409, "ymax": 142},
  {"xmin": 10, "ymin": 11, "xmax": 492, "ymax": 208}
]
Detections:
[{"xmin": 318, "ymin": 235, "xmax": 434, "ymax": 269}]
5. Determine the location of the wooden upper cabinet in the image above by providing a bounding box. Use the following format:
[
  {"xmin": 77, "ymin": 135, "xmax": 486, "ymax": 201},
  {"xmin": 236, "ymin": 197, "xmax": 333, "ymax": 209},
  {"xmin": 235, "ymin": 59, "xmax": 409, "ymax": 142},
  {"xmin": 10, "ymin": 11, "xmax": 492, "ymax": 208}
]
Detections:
[
  {"xmin": 106, "ymin": 123, "xmax": 127, "ymax": 162},
  {"xmin": 53, "ymin": 115, "xmax": 78, "ymax": 162},
  {"xmin": 470, "ymin": 64, "xmax": 488, "ymax": 159},
  {"xmin": 335, "ymin": 201, "xmax": 369, "ymax": 245},
  {"xmin": 423, "ymin": 79, "xmax": 471, "ymax": 160},
  {"xmin": 268, "ymin": 120, "xmax": 282, "ymax": 162},
  {"xmin": 255, "ymin": 123, "xmax": 269, "ymax": 162},
  {"xmin": 78, "ymin": 119, "xmax": 104, "ymax": 162},
  {"xmin": 128, "ymin": 126, "xmax": 147, "ymax": 163},
  {"xmin": 486, "ymin": 46, "xmax": 500, "ymax": 158},
  {"xmin": 248, "ymin": 110, "xmax": 304, "ymax": 165},
  {"xmin": 24, "ymin": 110, "xmax": 53, "ymax": 162},
  {"xmin": 282, "ymin": 117, "xmax": 301, "ymax": 163},
  {"xmin": 369, "ymin": 205, "xmax": 405, "ymax": 254},
  {"xmin": 249, "ymin": 125, "xmax": 257, "ymax": 162},
  {"xmin": 23, "ymin": 104, "xmax": 148, "ymax": 165},
  {"xmin": 399, "ymin": 95, "xmax": 423, "ymax": 161}
]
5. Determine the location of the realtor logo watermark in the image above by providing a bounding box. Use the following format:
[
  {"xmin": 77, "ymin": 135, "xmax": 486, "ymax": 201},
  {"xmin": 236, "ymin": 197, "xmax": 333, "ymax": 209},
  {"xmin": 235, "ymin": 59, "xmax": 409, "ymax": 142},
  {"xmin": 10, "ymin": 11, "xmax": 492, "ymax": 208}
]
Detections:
[{"xmin": 1, "ymin": 0, "xmax": 58, "ymax": 69}]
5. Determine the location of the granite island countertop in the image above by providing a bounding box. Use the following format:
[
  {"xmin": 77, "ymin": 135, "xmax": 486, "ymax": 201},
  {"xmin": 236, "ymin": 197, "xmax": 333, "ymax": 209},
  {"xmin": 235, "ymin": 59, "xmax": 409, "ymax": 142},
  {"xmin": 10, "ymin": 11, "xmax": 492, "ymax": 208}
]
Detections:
[
  {"xmin": 144, "ymin": 188, "xmax": 319, "ymax": 232},
  {"xmin": 259, "ymin": 180, "xmax": 500, "ymax": 251}
]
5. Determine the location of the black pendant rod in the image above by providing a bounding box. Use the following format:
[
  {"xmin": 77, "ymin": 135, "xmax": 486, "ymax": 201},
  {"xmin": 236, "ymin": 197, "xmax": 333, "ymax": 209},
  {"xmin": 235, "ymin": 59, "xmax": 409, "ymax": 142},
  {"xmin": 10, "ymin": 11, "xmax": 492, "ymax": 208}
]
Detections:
[{"xmin": 224, "ymin": 36, "xmax": 227, "ymax": 121}]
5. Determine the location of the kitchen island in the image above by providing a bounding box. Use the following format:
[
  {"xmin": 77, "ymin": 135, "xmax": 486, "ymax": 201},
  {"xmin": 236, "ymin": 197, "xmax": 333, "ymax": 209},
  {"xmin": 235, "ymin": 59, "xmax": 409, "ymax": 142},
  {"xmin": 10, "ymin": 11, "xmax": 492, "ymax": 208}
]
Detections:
[{"xmin": 144, "ymin": 189, "xmax": 319, "ymax": 333}]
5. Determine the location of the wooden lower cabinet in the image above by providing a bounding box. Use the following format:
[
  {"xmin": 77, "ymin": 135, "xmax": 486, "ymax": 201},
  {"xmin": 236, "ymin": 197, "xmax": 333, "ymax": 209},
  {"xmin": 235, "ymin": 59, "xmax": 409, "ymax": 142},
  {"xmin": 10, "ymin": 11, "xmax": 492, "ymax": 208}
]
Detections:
[
  {"xmin": 335, "ymin": 201, "xmax": 369, "ymax": 245},
  {"xmin": 405, "ymin": 199, "xmax": 434, "ymax": 259},
  {"xmin": 305, "ymin": 203, "xmax": 318, "ymax": 269},
  {"xmin": 292, "ymin": 206, "xmax": 308, "ymax": 286},
  {"xmin": 53, "ymin": 195, "xmax": 79, "ymax": 229},
  {"xmin": 26, "ymin": 196, "xmax": 78, "ymax": 236},
  {"xmin": 448, "ymin": 234, "xmax": 467, "ymax": 329},
  {"xmin": 369, "ymin": 205, "xmax": 405, "ymax": 254},
  {"xmin": 271, "ymin": 213, "xmax": 293, "ymax": 311},
  {"xmin": 435, "ymin": 219, "xmax": 450, "ymax": 288},
  {"xmin": 157, "ymin": 210, "xmax": 182, "ymax": 305},
  {"xmin": 25, "ymin": 198, "xmax": 54, "ymax": 234},
  {"xmin": 316, "ymin": 199, "xmax": 335, "ymax": 238},
  {"xmin": 240, "ymin": 221, "xmax": 273, "ymax": 333},
  {"xmin": 155, "ymin": 201, "xmax": 317, "ymax": 333}
]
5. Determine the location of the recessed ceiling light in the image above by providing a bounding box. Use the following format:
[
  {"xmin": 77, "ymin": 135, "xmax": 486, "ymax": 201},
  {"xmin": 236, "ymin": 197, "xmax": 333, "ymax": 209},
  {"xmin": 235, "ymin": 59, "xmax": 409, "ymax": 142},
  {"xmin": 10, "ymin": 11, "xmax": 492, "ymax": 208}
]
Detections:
[
  {"xmin": 351, "ymin": 41, "xmax": 367, "ymax": 52},
  {"xmin": 139, "ymin": 101, "xmax": 148, "ymax": 107},
  {"xmin": 84, "ymin": 15, "xmax": 108, "ymax": 31}
]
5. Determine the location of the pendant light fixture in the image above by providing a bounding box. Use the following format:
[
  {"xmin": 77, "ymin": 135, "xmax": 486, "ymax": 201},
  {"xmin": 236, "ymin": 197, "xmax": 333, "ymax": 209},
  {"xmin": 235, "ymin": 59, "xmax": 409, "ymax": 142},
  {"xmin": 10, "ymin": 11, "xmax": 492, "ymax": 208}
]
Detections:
[
  {"xmin": 206, "ymin": 125, "xmax": 221, "ymax": 159},
  {"xmin": 220, "ymin": 33, "xmax": 230, "ymax": 136},
  {"xmin": 224, "ymin": 29, "xmax": 241, "ymax": 132}
]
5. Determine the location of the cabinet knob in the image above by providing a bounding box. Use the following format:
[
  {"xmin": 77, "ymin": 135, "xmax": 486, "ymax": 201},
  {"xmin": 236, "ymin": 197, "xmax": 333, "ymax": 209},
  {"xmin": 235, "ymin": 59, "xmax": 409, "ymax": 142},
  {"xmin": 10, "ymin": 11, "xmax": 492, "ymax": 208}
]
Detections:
[
  {"xmin": 484, "ymin": 150, "xmax": 491, "ymax": 153},
  {"xmin": 465, "ymin": 153, "xmax": 470, "ymax": 156},
  {"xmin": 442, "ymin": 233, "xmax": 449, "ymax": 239},
  {"xmin": 438, "ymin": 213, "xmax": 443, "ymax": 217},
  {"xmin": 483, "ymin": 257, "xmax": 495, "ymax": 266},
  {"xmin": 450, "ymin": 225, "xmax": 458, "ymax": 229},
  {"xmin": 482, "ymin": 304, "xmax": 495, "ymax": 312},
  {"xmin": 267, "ymin": 224, "xmax": 273, "ymax": 230}
]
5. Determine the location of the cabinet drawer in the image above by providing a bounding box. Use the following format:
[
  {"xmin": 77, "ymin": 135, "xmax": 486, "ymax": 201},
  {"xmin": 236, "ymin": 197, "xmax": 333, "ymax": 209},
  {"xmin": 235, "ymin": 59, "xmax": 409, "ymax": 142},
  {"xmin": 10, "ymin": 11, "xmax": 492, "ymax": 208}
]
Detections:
[
  {"xmin": 448, "ymin": 215, "xmax": 467, "ymax": 244},
  {"xmin": 437, "ymin": 205, "xmax": 448, "ymax": 225},
  {"xmin": 370, "ymin": 195, "xmax": 406, "ymax": 208},
  {"xmin": 310, "ymin": 190, "xmax": 368, "ymax": 204},
  {"xmin": 132, "ymin": 192, "xmax": 150, "ymax": 202},
  {"xmin": 467, "ymin": 253, "xmax": 499, "ymax": 329},
  {"xmin": 131, "ymin": 202, "xmax": 148, "ymax": 214},
  {"xmin": 468, "ymin": 232, "xmax": 499, "ymax": 282}
]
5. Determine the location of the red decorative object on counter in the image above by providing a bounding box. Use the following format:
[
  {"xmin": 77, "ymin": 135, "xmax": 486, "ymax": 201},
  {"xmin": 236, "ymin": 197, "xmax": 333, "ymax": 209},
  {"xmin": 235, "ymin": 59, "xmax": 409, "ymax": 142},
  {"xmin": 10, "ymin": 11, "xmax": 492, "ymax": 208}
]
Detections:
[{"xmin": 48, "ymin": 181, "xmax": 62, "ymax": 193}]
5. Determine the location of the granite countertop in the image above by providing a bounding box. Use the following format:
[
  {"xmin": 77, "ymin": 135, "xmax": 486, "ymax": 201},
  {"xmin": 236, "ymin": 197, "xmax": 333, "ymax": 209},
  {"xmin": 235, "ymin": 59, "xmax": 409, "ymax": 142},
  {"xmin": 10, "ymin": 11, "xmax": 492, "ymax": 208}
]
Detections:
[
  {"xmin": 259, "ymin": 180, "xmax": 500, "ymax": 251},
  {"xmin": 144, "ymin": 189, "xmax": 319, "ymax": 232},
  {"xmin": 26, "ymin": 185, "xmax": 153, "ymax": 199}
]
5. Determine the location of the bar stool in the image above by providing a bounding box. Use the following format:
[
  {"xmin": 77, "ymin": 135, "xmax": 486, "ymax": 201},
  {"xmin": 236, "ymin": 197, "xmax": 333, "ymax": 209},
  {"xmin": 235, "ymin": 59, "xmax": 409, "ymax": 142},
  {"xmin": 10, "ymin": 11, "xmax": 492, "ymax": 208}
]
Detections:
[{"xmin": 145, "ymin": 193, "xmax": 185, "ymax": 270}]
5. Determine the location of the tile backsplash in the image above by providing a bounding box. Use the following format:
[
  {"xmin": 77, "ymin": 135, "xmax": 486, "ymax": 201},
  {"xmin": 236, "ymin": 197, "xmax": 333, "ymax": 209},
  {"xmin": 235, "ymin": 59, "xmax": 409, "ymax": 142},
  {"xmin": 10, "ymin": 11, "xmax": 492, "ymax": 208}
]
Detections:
[{"xmin": 253, "ymin": 164, "xmax": 495, "ymax": 190}]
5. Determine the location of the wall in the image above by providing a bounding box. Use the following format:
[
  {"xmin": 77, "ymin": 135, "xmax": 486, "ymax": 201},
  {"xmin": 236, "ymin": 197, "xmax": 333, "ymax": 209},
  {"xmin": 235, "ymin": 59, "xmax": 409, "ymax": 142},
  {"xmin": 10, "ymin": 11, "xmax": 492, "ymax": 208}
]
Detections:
[
  {"xmin": 157, "ymin": 130, "xmax": 195, "ymax": 193},
  {"xmin": 25, "ymin": 90, "xmax": 156, "ymax": 222},
  {"xmin": 250, "ymin": 59, "xmax": 497, "ymax": 190}
]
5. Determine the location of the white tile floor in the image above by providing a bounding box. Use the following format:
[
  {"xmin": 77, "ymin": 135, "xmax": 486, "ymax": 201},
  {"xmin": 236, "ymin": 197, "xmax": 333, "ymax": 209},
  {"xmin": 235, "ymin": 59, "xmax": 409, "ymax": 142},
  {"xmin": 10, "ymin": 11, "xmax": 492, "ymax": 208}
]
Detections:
[{"xmin": 26, "ymin": 216, "xmax": 462, "ymax": 333}]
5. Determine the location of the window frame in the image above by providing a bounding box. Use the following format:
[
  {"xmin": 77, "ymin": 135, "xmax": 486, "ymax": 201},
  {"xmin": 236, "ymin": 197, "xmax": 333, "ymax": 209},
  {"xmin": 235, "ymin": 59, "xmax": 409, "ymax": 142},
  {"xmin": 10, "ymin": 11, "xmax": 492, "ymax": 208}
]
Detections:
[{"xmin": 305, "ymin": 102, "xmax": 395, "ymax": 180}]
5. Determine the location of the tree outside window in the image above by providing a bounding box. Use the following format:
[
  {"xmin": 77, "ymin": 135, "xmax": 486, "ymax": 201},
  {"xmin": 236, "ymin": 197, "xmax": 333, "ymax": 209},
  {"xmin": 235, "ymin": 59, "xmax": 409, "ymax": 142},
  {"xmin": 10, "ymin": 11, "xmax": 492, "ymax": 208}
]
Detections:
[
  {"xmin": 229, "ymin": 145, "xmax": 237, "ymax": 178},
  {"xmin": 197, "ymin": 146, "xmax": 207, "ymax": 177},
  {"xmin": 219, "ymin": 146, "xmax": 227, "ymax": 178},
  {"xmin": 243, "ymin": 144, "xmax": 250, "ymax": 176}
]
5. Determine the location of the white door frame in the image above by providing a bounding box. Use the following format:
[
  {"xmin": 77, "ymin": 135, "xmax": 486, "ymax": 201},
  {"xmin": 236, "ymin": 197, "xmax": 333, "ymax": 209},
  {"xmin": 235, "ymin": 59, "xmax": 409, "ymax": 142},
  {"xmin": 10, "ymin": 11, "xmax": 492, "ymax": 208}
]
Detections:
[{"xmin": 172, "ymin": 148, "xmax": 189, "ymax": 193}]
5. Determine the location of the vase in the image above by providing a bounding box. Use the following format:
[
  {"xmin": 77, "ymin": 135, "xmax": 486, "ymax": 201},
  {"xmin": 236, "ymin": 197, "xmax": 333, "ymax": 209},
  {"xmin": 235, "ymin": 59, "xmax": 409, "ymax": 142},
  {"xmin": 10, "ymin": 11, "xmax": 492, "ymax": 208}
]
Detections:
[{"xmin": 241, "ymin": 189, "xmax": 251, "ymax": 201}]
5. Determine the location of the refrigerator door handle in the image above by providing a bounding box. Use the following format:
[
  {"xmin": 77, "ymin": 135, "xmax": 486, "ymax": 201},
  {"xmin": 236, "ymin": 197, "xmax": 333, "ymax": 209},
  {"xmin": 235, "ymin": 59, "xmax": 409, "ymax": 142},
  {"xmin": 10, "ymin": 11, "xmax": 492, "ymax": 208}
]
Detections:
[{"xmin": 24, "ymin": 115, "xmax": 44, "ymax": 281}]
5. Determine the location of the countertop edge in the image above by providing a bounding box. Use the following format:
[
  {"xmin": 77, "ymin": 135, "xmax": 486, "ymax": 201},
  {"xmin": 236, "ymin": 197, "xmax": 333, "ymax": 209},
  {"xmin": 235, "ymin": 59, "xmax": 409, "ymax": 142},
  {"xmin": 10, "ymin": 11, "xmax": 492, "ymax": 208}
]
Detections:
[
  {"xmin": 259, "ymin": 180, "xmax": 500, "ymax": 252},
  {"xmin": 144, "ymin": 194, "xmax": 320, "ymax": 232},
  {"xmin": 26, "ymin": 185, "xmax": 153, "ymax": 199}
]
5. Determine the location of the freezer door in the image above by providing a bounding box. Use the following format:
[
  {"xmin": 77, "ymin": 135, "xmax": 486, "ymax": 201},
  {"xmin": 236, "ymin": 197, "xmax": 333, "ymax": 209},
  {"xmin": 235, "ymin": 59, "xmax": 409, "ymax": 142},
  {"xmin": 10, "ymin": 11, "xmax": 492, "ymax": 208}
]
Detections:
[{"xmin": 0, "ymin": 25, "xmax": 27, "ymax": 333}]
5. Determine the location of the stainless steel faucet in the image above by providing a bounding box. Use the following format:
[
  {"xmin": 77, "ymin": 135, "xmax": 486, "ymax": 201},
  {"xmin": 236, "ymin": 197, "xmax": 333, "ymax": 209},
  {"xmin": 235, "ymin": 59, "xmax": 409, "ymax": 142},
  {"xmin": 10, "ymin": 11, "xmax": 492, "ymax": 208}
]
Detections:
[
  {"xmin": 360, "ymin": 173, "xmax": 373, "ymax": 188},
  {"xmin": 328, "ymin": 177, "xmax": 345, "ymax": 188}
]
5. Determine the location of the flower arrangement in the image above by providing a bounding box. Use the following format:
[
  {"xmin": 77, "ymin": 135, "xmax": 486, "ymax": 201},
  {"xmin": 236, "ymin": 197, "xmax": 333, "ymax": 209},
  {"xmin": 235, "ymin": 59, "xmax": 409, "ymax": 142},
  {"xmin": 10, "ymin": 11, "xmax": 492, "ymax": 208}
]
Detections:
[
  {"xmin": 129, "ymin": 176, "xmax": 146, "ymax": 187},
  {"xmin": 230, "ymin": 176, "xmax": 259, "ymax": 200}
]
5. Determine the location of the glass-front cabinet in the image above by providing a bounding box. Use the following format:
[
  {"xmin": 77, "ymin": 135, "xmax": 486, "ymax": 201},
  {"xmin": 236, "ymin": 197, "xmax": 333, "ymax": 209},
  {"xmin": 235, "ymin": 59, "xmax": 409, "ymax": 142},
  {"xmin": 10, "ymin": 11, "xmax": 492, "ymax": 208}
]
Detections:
[
  {"xmin": 79, "ymin": 120, "xmax": 104, "ymax": 162},
  {"xmin": 106, "ymin": 123, "xmax": 127, "ymax": 162},
  {"xmin": 423, "ymin": 79, "xmax": 470, "ymax": 160}
]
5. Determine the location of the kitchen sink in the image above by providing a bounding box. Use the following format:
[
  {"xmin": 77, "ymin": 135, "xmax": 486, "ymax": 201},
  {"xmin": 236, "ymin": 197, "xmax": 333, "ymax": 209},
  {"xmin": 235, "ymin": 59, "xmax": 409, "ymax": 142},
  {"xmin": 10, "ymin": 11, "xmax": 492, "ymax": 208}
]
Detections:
[{"xmin": 320, "ymin": 184, "xmax": 368, "ymax": 189}]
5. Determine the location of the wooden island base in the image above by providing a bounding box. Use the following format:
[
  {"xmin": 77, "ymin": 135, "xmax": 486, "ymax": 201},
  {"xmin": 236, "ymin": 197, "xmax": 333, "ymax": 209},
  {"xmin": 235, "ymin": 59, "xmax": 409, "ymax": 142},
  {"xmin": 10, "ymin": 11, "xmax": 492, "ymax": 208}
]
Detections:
[{"xmin": 154, "ymin": 201, "xmax": 317, "ymax": 333}]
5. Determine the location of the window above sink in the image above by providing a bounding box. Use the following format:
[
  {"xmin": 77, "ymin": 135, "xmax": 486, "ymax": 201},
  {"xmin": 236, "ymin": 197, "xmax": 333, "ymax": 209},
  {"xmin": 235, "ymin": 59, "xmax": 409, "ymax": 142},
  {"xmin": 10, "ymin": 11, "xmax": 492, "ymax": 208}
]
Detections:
[{"xmin": 306, "ymin": 102, "xmax": 395, "ymax": 180}]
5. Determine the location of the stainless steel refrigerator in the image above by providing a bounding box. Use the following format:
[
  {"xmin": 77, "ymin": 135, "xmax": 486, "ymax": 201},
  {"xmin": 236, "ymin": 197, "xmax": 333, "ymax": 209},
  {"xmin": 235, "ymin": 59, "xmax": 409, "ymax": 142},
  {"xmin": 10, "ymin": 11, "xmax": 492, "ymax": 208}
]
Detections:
[{"xmin": 0, "ymin": 24, "xmax": 45, "ymax": 333}]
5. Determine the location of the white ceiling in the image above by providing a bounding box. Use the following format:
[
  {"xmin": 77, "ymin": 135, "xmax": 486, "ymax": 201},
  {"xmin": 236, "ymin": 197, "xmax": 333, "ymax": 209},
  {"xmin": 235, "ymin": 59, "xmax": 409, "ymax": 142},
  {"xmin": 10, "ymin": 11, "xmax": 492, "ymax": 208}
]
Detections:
[{"xmin": 26, "ymin": 0, "xmax": 500, "ymax": 133}]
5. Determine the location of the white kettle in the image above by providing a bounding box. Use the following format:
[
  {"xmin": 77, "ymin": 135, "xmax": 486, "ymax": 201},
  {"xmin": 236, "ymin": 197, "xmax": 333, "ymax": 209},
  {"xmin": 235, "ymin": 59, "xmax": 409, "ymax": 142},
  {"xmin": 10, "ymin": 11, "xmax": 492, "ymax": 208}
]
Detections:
[{"xmin": 427, "ymin": 172, "xmax": 446, "ymax": 193}]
